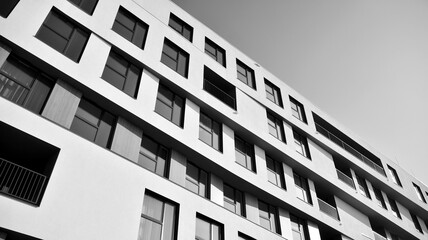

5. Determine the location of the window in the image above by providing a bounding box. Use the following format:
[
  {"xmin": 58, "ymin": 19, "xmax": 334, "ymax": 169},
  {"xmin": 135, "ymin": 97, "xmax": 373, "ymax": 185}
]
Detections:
[
  {"xmin": 356, "ymin": 175, "xmax": 371, "ymax": 199},
  {"xmin": 387, "ymin": 196, "xmax": 401, "ymax": 219},
  {"xmin": 112, "ymin": 7, "xmax": 149, "ymax": 49},
  {"xmin": 294, "ymin": 173, "xmax": 312, "ymax": 204},
  {"xmin": 293, "ymin": 130, "xmax": 311, "ymax": 159},
  {"xmin": 290, "ymin": 214, "xmax": 309, "ymax": 240},
  {"xmin": 258, "ymin": 200, "xmax": 280, "ymax": 234},
  {"xmin": 161, "ymin": 39, "xmax": 189, "ymax": 77},
  {"xmin": 0, "ymin": 0, "xmax": 20, "ymax": 18},
  {"xmin": 236, "ymin": 59, "xmax": 256, "ymax": 89},
  {"xmin": 0, "ymin": 55, "xmax": 53, "ymax": 114},
  {"xmin": 139, "ymin": 135, "xmax": 170, "ymax": 177},
  {"xmin": 373, "ymin": 186, "xmax": 386, "ymax": 209},
  {"xmin": 168, "ymin": 13, "xmax": 193, "ymax": 42},
  {"xmin": 238, "ymin": 233, "xmax": 256, "ymax": 240},
  {"xmin": 36, "ymin": 9, "xmax": 89, "ymax": 62},
  {"xmin": 265, "ymin": 79, "xmax": 282, "ymax": 107},
  {"xmin": 205, "ymin": 38, "xmax": 225, "ymax": 66},
  {"xmin": 290, "ymin": 96, "xmax": 307, "ymax": 123},
  {"xmin": 101, "ymin": 51, "xmax": 141, "ymax": 97},
  {"xmin": 387, "ymin": 165, "xmax": 402, "ymax": 187},
  {"xmin": 223, "ymin": 184, "xmax": 244, "ymax": 216},
  {"xmin": 235, "ymin": 135, "xmax": 255, "ymax": 172},
  {"xmin": 203, "ymin": 66, "xmax": 236, "ymax": 109},
  {"xmin": 411, "ymin": 212, "xmax": 423, "ymax": 233},
  {"xmin": 186, "ymin": 162, "xmax": 209, "ymax": 198},
  {"xmin": 199, "ymin": 112, "xmax": 222, "ymax": 151},
  {"xmin": 67, "ymin": 0, "xmax": 98, "ymax": 15},
  {"xmin": 155, "ymin": 84, "xmax": 185, "ymax": 127},
  {"xmin": 139, "ymin": 192, "xmax": 178, "ymax": 240},
  {"xmin": 267, "ymin": 111, "xmax": 285, "ymax": 142},
  {"xmin": 195, "ymin": 214, "xmax": 223, "ymax": 240},
  {"xmin": 413, "ymin": 183, "xmax": 426, "ymax": 203},
  {"xmin": 266, "ymin": 155, "xmax": 286, "ymax": 189},
  {"xmin": 70, "ymin": 98, "xmax": 116, "ymax": 148}
]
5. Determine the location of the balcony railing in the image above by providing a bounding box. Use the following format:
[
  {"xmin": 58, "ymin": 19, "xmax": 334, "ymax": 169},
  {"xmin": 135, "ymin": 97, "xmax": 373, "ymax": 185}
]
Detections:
[
  {"xmin": 318, "ymin": 198, "xmax": 339, "ymax": 220},
  {"xmin": 315, "ymin": 123, "xmax": 385, "ymax": 176},
  {"xmin": 0, "ymin": 157, "xmax": 46, "ymax": 205},
  {"xmin": 336, "ymin": 169, "xmax": 355, "ymax": 189},
  {"xmin": 203, "ymin": 79, "xmax": 236, "ymax": 109}
]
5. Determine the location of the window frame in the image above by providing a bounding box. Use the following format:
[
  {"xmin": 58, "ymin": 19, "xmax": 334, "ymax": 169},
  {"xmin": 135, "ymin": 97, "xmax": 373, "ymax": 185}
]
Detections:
[
  {"xmin": 112, "ymin": 6, "xmax": 149, "ymax": 49},
  {"xmin": 290, "ymin": 96, "xmax": 307, "ymax": 123},
  {"xmin": 154, "ymin": 84, "xmax": 185, "ymax": 127},
  {"xmin": 387, "ymin": 165, "xmax": 402, "ymax": 187},
  {"xmin": 411, "ymin": 212, "xmax": 423, "ymax": 233},
  {"xmin": 266, "ymin": 155, "xmax": 286, "ymax": 189},
  {"xmin": 195, "ymin": 214, "xmax": 223, "ymax": 240},
  {"xmin": 234, "ymin": 135, "xmax": 256, "ymax": 172},
  {"xmin": 290, "ymin": 214, "xmax": 309, "ymax": 240},
  {"xmin": 223, "ymin": 184, "xmax": 245, "ymax": 216},
  {"xmin": 161, "ymin": 38, "xmax": 189, "ymax": 78},
  {"xmin": 168, "ymin": 13, "xmax": 193, "ymax": 42},
  {"xmin": 185, "ymin": 162, "xmax": 209, "ymax": 198},
  {"xmin": 205, "ymin": 37, "xmax": 226, "ymax": 67},
  {"xmin": 67, "ymin": 0, "xmax": 98, "ymax": 15},
  {"xmin": 413, "ymin": 183, "xmax": 426, "ymax": 203},
  {"xmin": 387, "ymin": 196, "xmax": 401, "ymax": 219},
  {"xmin": 294, "ymin": 172, "xmax": 312, "ymax": 204},
  {"xmin": 0, "ymin": 0, "xmax": 20, "ymax": 18},
  {"xmin": 267, "ymin": 111, "xmax": 285, "ymax": 142},
  {"xmin": 258, "ymin": 200, "xmax": 281, "ymax": 234},
  {"xmin": 199, "ymin": 112, "xmax": 222, "ymax": 151},
  {"xmin": 265, "ymin": 79, "xmax": 283, "ymax": 107},
  {"xmin": 236, "ymin": 59, "xmax": 256, "ymax": 89},
  {"xmin": 373, "ymin": 186, "xmax": 387, "ymax": 209},
  {"xmin": 293, "ymin": 130, "xmax": 311, "ymax": 159},
  {"xmin": 356, "ymin": 174, "xmax": 371, "ymax": 199},
  {"xmin": 139, "ymin": 135, "xmax": 170, "ymax": 177}
]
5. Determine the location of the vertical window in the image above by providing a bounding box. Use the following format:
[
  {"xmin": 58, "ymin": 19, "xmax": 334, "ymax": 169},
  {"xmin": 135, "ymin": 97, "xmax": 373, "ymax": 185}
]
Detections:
[
  {"xmin": 139, "ymin": 192, "xmax": 178, "ymax": 240},
  {"xmin": 387, "ymin": 196, "xmax": 401, "ymax": 219},
  {"xmin": 168, "ymin": 13, "xmax": 193, "ymax": 42},
  {"xmin": 411, "ymin": 212, "xmax": 423, "ymax": 233},
  {"xmin": 155, "ymin": 84, "xmax": 185, "ymax": 127},
  {"xmin": 236, "ymin": 59, "xmax": 256, "ymax": 89},
  {"xmin": 235, "ymin": 135, "xmax": 256, "ymax": 172},
  {"xmin": 199, "ymin": 112, "xmax": 222, "ymax": 151},
  {"xmin": 101, "ymin": 51, "xmax": 141, "ymax": 97},
  {"xmin": 139, "ymin": 135, "xmax": 170, "ymax": 177},
  {"xmin": 223, "ymin": 184, "xmax": 244, "ymax": 216},
  {"xmin": 293, "ymin": 130, "xmax": 311, "ymax": 159},
  {"xmin": 387, "ymin": 165, "xmax": 402, "ymax": 187},
  {"xmin": 67, "ymin": 0, "xmax": 98, "ymax": 15},
  {"xmin": 290, "ymin": 214, "xmax": 309, "ymax": 240},
  {"xmin": 161, "ymin": 39, "xmax": 189, "ymax": 77},
  {"xmin": 290, "ymin": 96, "xmax": 307, "ymax": 123},
  {"xmin": 294, "ymin": 173, "xmax": 312, "ymax": 204},
  {"xmin": 266, "ymin": 155, "xmax": 286, "ymax": 189},
  {"xmin": 0, "ymin": 55, "xmax": 53, "ymax": 114},
  {"xmin": 258, "ymin": 200, "xmax": 280, "ymax": 234},
  {"xmin": 185, "ymin": 162, "xmax": 209, "ymax": 198},
  {"xmin": 70, "ymin": 98, "xmax": 116, "ymax": 148},
  {"xmin": 36, "ymin": 9, "xmax": 89, "ymax": 62},
  {"xmin": 265, "ymin": 79, "xmax": 282, "ymax": 107},
  {"xmin": 112, "ymin": 7, "xmax": 149, "ymax": 49},
  {"xmin": 205, "ymin": 38, "xmax": 226, "ymax": 66},
  {"xmin": 413, "ymin": 183, "xmax": 426, "ymax": 203},
  {"xmin": 356, "ymin": 175, "xmax": 371, "ymax": 199},
  {"xmin": 195, "ymin": 214, "xmax": 223, "ymax": 240},
  {"xmin": 0, "ymin": 0, "xmax": 20, "ymax": 18},
  {"xmin": 267, "ymin": 111, "xmax": 285, "ymax": 142},
  {"xmin": 373, "ymin": 186, "xmax": 386, "ymax": 209}
]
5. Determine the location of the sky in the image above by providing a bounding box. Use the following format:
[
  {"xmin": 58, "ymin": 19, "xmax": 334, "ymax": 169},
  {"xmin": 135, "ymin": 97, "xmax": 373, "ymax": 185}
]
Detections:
[{"xmin": 171, "ymin": 0, "xmax": 428, "ymax": 186}]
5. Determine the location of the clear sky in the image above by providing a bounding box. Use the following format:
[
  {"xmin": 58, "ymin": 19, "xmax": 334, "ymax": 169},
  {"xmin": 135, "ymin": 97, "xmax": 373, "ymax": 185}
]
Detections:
[{"xmin": 172, "ymin": 0, "xmax": 428, "ymax": 186}]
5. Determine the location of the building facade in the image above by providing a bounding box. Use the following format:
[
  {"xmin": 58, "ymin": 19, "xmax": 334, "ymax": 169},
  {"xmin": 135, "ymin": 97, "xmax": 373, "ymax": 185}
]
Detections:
[{"xmin": 0, "ymin": 0, "xmax": 428, "ymax": 239}]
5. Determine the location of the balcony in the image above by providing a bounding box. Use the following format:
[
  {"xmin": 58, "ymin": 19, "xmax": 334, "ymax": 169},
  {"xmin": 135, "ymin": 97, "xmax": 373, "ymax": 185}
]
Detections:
[
  {"xmin": 318, "ymin": 198, "xmax": 339, "ymax": 220},
  {"xmin": 336, "ymin": 169, "xmax": 355, "ymax": 189}
]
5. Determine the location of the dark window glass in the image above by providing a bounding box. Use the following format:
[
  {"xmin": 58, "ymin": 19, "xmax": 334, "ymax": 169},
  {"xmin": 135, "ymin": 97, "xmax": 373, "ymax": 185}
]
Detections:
[
  {"xmin": 185, "ymin": 162, "xmax": 208, "ymax": 198},
  {"xmin": 387, "ymin": 196, "xmax": 401, "ymax": 219},
  {"xmin": 290, "ymin": 214, "xmax": 309, "ymax": 240},
  {"xmin": 36, "ymin": 10, "xmax": 89, "ymax": 62},
  {"xmin": 155, "ymin": 84, "xmax": 185, "ymax": 127},
  {"xmin": 387, "ymin": 165, "xmax": 402, "ymax": 187},
  {"xmin": 223, "ymin": 184, "xmax": 244, "ymax": 216},
  {"xmin": 267, "ymin": 111, "xmax": 285, "ymax": 142},
  {"xmin": 234, "ymin": 135, "xmax": 255, "ymax": 172},
  {"xmin": 356, "ymin": 174, "xmax": 371, "ymax": 199},
  {"xmin": 236, "ymin": 59, "xmax": 256, "ymax": 89},
  {"xmin": 0, "ymin": 0, "xmax": 20, "ymax": 18},
  {"xmin": 266, "ymin": 155, "xmax": 286, "ymax": 189},
  {"xmin": 413, "ymin": 183, "xmax": 426, "ymax": 203},
  {"xmin": 203, "ymin": 66, "xmax": 236, "ymax": 109},
  {"xmin": 199, "ymin": 112, "xmax": 222, "ymax": 151},
  {"xmin": 168, "ymin": 13, "xmax": 193, "ymax": 42},
  {"xmin": 411, "ymin": 212, "xmax": 423, "ymax": 233},
  {"xmin": 290, "ymin": 96, "xmax": 307, "ymax": 123},
  {"xmin": 293, "ymin": 130, "xmax": 311, "ymax": 159},
  {"xmin": 70, "ymin": 98, "xmax": 115, "ymax": 148},
  {"xmin": 205, "ymin": 38, "xmax": 226, "ymax": 66},
  {"xmin": 0, "ymin": 55, "xmax": 53, "ymax": 114},
  {"xmin": 101, "ymin": 51, "xmax": 141, "ymax": 97},
  {"xmin": 294, "ymin": 173, "xmax": 312, "ymax": 204},
  {"xmin": 238, "ymin": 233, "xmax": 256, "ymax": 240},
  {"xmin": 68, "ymin": 0, "xmax": 98, "ymax": 15},
  {"xmin": 265, "ymin": 79, "xmax": 282, "ymax": 107},
  {"xmin": 196, "ymin": 214, "xmax": 223, "ymax": 240},
  {"xmin": 161, "ymin": 39, "xmax": 189, "ymax": 77},
  {"xmin": 258, "ymin": 200, "xmax": 280, "ymax": 234},
  {"xmin": 373, "ymin": 186, "xmax": 387, "ymax": 209},
  {"xmin": 112, "ymin": 7, "xmax": 149, "ymax": 49},
  {"xmin": 139, "ymin": 135, "xmax": 170, "ymax": 177}
]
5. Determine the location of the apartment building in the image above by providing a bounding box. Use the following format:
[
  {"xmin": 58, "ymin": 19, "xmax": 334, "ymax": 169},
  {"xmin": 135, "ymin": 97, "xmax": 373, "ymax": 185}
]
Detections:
[{"xmin": 1, "ymin": 0, "xmax": 428, "ymax": 239}]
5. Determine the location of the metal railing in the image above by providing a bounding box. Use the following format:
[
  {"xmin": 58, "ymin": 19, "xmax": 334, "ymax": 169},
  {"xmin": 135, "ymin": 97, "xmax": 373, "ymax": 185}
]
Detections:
[
  {"xmin": 318, "ymin": 198, "xmax": 339, "ymax": 220},
  {"xmin": 0, "ymin": 157, "xmax": 46, "ymax": 205},
  {"xmin": 203, "ymin": 79, "xmax": 236, "ymax": 109},
  {"xmin": 315, "ymin": 123, "xmax": 385, "ymax": 176},
  {"xmin": 336, "ymin": 169, "xmax": 355, "ymax": 189}
]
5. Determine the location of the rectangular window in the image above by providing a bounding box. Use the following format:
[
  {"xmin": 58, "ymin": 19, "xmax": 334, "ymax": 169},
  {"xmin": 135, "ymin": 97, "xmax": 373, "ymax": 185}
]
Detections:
[
  {"xmin": 0, "ymin": 0, "xmax": 20, "ymax": 18},
  {"xmin": 238, "ymin": 233, "xmax": 256, "ymax": 240},
  {"xmin": 70, "ymin": 98, "xmax": 116, "ymax": 148},
  {"xmin": 68, "ymin": 0, "xmax": 98, "ymax": 15},
  {"xmin": 294, "ymin": 173, "xmax": 312, "ymax": 204},
  {"xmin": 161, "ymin": 38, "xmax": 189, "ymax": 77},
  {"xmin": 373, "ymin": 186, "xmax": 387, "ymax": 209},
  {"xmin": 36, "ymin": 9, "xmax": 89, "ymax": 62},
  {"xmin": 290, "ymin": 214, "xmax": 309, "ymax": 240},
  {"xmin": 205, "ymin": 38, "xmax": 226, "ymax": 66},
  {"xmin": 168, "ymin": 13, "xmax": 193, "ymax": 42},
  {"xmin": 290, "ymin": 96, "xmax": 307, "ymax": 123},
  {"xmin": 267, "ymin": 111, "xmax": 285, "ymax": 142},
  {"xmin": 356, "ymin": 174, "xmax": 371, "ymax": 199},
  {"xmin": 195, "ymin": 214, "xmax": 223, "ymax": 240},
  {"xmin": 0, "ymin": 55, "xmax": 53, "ymax": 114},
  {"xmin": 265, "ymin": 79, "xmax": 282, "ymax": 107},
  {"xmin": 101, "ymin": 51, "xmax": 141, "ymax": 97},
  {"xmin": 235, "ymin": 135, "xmax": 256, "ymax": 172},
  {"xmin": 155, "ymin": 84, "xmax": 185, "ymax": 127},
  {"xmin": 139, "ymin": 135, "xmax": 170, "ymax": 177},
  {"xmin": 387, "ymin": 196, "xmax": 401, "ymax": 219},
  {"xmin": 186, "ymin": 162, "xmax": 209, "ymax": 198},
  {"xmin": 223, "ymin": 184, "xmax": 244, "ymax": 216},
  {"xmin": 387, "ymin": 165, "xmax": 402, "ymax": 187},
  {"xmin": 258, "ymin": 200, "xmax": 280, "ymax": 234},
  {"xmin": 413, "ymin": 183, "xmax": 426, "ymax": 203},
  {"xmin": 266, "ymin": 155, "xmax": 286, "ymax": 189},
  {"xmin": 411, "ymin": 212, "xmax": 423, "ymax": 233},
  {"xmin": 236, "ymin": 59, "xmax": 256, "ymax": 89},
  {"xmin": 293, "ymin": 130, "xmax": 311, "ymax": 159},
  {"xmin": 203, "ymin": 66, "xmax": 236, "ymax": 109},
  {"xmin": 112, "ymin": 7, "xmax": 149, "ymax": 49},
  {"xmin": 139, "ymin": 192, "xmax": 178, "ymax": 240},
  {"xmin": 199, "ymin": 112, "xmax": 222, "ymax": 151}
]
